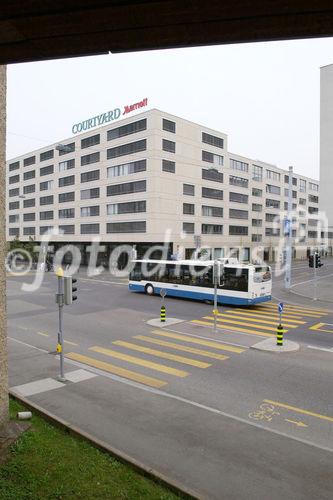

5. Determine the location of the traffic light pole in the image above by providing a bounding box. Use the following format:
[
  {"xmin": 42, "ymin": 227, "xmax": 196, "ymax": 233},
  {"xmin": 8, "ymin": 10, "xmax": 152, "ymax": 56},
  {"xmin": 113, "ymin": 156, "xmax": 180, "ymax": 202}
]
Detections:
[
  {"xmin": 56, "ymin": 268, "xmax": 65, "ymax": 381},
  {"xmin": 313, "ymin": 264, "xmax": 317, "ymax": 301}
]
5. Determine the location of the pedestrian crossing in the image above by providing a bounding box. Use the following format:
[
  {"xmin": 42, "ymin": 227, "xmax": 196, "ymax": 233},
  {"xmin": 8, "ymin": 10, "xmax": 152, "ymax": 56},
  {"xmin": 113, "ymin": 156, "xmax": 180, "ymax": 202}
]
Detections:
[
  {"xmin": 65, "ymin": 329, "xmax": 245, "ymax": 389},
  {"xmin": 191, "ymin": 302, "xmax": 329, "ymax": 339}
]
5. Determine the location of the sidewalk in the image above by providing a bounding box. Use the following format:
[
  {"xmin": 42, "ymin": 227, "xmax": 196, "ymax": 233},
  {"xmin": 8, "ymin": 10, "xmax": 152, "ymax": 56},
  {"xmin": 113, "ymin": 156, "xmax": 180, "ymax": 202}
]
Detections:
[{"xmin": 8, "ymin": 336, "xmax": 333, "ymax": 500}]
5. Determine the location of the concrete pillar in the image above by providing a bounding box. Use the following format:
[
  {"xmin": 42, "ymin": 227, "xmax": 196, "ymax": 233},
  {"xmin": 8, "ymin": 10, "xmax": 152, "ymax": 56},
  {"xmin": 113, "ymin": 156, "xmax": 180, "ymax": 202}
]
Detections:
[{"xmin": 0, "ymin": 65, "xmax": 8, "ymax": 425}]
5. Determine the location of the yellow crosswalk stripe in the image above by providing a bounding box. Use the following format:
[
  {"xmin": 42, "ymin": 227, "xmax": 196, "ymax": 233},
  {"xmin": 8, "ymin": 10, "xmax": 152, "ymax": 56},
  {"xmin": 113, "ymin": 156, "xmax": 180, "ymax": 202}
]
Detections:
[
  {"xmin": 151, "ymin": 329, "xmax": 246, "ymax": 351},
  {"xmin": 113, "ymin": 340, "xmax": 211, "ymax": 368},
  {"xmin": 257, "ymin": 304, "xmax": 327, "ymax": 316},
  {"xmin": 192, "ymin": 320, "xmax": 275, "ymax": 338},
  {"xmin": 134, "ymin": 335, "xmax": 230, "ymax": 360},
  {"xmin": 66, "ymin": 352, "xmax": 167, "ymax": 388},
  {"xmin": 215, "ymin": 313, "xmax": 299, "ymax": 329},
  {"xmin": 250, "ymin": 307, "xmax": 321, "ymax": 319},
  {"xmin": 90, "ymin": 346, "xmax": 189, "ymax": 377},
  {"xmin": 231, "ymin": 307, "xmax": 307, "ymax": 320},
  {"xmin": 224, "ymin": 310, "xmax": 305, "ymax": 324},
  {"xmin": 202, "ymin": 316, "xmax": 287, "ymax": 333},
  {"xmin": 260, "ymin": 303, "xmax": 330, "ymax": 314}
]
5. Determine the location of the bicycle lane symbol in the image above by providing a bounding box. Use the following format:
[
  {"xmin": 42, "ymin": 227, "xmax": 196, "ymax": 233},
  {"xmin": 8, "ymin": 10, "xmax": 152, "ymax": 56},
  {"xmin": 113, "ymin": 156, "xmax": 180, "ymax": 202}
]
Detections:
[{"xmin": 248, "ymin": 401, "xmax": 309, "ymax": 428}]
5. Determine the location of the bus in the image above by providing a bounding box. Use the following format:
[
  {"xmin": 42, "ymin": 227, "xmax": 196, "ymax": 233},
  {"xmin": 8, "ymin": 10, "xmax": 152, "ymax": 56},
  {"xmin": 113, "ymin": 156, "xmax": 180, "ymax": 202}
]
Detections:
[{"xmin": 129, "ymin": 258, "xmax": 272, "ymax": 306}]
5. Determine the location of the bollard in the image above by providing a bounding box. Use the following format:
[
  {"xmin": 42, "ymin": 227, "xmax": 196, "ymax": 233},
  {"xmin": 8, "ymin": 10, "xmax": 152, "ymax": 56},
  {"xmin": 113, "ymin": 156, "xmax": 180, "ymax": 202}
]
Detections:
[
  {"xmin": 277, "ymin": 324, "xmax": 284, "ymax": 346},
  {"xmin": 160, "ymin": 305, "xmax": 166, "ymax": 323}
]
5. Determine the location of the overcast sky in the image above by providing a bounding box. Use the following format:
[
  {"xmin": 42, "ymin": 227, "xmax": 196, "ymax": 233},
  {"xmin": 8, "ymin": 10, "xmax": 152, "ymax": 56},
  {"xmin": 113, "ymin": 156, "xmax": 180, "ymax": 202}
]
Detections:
[{"xmin": 7, "ymin": 37, "xmax": 333, "ymax": 180}]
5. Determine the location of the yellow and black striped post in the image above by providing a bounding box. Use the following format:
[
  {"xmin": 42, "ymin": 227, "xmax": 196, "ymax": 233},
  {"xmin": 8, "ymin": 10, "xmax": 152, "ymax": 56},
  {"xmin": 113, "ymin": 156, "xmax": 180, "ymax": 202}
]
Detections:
[
  {"xmin": 277, "ymin": 324, "xmax": 284, "ymax": 346},
  {"xmin": 160, "ymin": 305, "xmax": 166, "ymax": 322}
]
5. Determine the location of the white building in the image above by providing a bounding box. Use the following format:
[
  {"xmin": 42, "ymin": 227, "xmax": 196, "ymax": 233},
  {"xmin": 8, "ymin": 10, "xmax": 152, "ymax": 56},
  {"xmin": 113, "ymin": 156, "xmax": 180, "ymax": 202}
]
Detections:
[{"xmin": 6, "ymin": 108, "xmax": 326, "ymax": 264}]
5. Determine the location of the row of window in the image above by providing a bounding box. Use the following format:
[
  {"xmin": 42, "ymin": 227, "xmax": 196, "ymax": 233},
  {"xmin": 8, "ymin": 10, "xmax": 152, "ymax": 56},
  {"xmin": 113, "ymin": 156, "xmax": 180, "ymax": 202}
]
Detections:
[{"xmin": 8, "ymin": 221, "xmax": 147, "ymax": 236}]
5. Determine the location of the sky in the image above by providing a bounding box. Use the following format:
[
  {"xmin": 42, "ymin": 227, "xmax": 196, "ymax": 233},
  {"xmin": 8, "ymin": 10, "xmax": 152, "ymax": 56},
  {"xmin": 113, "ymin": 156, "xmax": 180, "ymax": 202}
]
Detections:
[{"xmin": 7, "ymin": 37, "xmax": 333, "ymax": 180}]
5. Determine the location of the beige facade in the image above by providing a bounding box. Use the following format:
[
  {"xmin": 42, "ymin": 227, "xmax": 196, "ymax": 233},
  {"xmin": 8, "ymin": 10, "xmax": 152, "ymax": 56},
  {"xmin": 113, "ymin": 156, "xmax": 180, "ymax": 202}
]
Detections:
[{"xmin": 6, "ymin": 108, "xmax": 327, "ymax": 262}]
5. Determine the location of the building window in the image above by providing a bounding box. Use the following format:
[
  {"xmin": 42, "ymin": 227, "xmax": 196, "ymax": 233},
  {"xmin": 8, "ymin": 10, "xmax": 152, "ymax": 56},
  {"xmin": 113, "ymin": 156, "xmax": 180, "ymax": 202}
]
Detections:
[
  {"xmin": 308, "ymin": 206, "xmax": 319, "ymax": 214},
  {"xmin": 229, "ymin": 192, "xmax": 248, "ymax": 203},
  {"xmin": 59, "ymin": 175, "xmax": 75, "ymax": 187},
  {"xmin": 308, "ymin": 219, "xmax": 318, "ymax": 227},
  {"xmin": 202, "ymin": 151, "xmax": 224, "ymax": 166},
  {"xmin": 252, "ymin": 165, "xmax": 263, "ymax": 181},
  {"xmin": 59, "ymin": 191, "xmax": 75, "ymax": 203},
  {"xmin": 229, "ymin": 225, "xmax": 248, "ymax": 235},
  {"xmin": 58, "ymin": 142, "xmax": 75, "ymax": 156},
  {"xmin": 183, "ymin": 184, "xmax": 195, "ymax": 196},
  {"xmin": 265, "ymin": 213, "xmax": 278, "ymax": 222},
  {"xmin": 183, "ymin": 222, "xmax": 195, "ymax": 234},
  {"xmin": 23, "ymin": 170, "xmax": 35, "ymax": 181},
  {"xmin": 309, "ymin": 182, "xmax": 319, "ymax": 192},
  {"xmin": 252, "ymin": 234, "xmax": 262, "ymax": 242},
  {"xmin": 108, "ymin": 159, "xmax": 146, "ymax": 177},
  {"xmin": 299, "ymin": 179, "xmax": 306, "ymax": 192},
  {"xmin": 266, "ymin": 184, "xmax": 281, "ymax": 195},
  {"xmin": 81, "ymin": 206, "xmax": 100, "ymax": 217},
  {"xmin": 107, "ymin": 119, "xmax": 147, "ymax": 140},
  {"xmin": 229, "ymin": 175, "xmax": 248, "ymax": 188},
  {"xmin": 9, "ymin": 228, "xmax": 19, "ymax": 236},
  {"xmin": 202, "ymin": 132, "xmax": 224, "ymax": 149},
  {"xmin": 81, "ymin": 188, "xmax": 100, "ymax": 200},
  {"xmin": 23, "ymin": 184, "xmax": 35, "ymax": 194},
  {"xmin": 284, "ymin": 202, "xmax": 297, "ymax": 210},
  {"xmin": 9, "ymin": 161, "xmax": 19, "ymax": 171},
  {"xmin": 308, "ymin": 194, "xmax": 319, "ymax": 203},
  {"xmin": 59, "ymin": 225, "xmax": 75, "ymax": 235},
  {"xmin": 40, "ymin": 149, "xmax": 54, "ymax": 162},
  {"xmin": 59, "ymin": 208, "xmax": 75, "ymax": 219},
  {"xmin": 183, "ymin": 203, "xmax": 195, "ymax": 215},
  {"xmin": 202, "ymin": 205, "xmax": 223, "ymax": 218},
  {"xmin": 23, "ymin": 156, "xmax": 35, "ymax": 167},
  {"xmin": 81, "ymin": 169, "xmax": 100, "ymax": 183},
  {"xmin": 163, "ymin": 119, "xmax": 176, "ymax": 133},
  {"xmin": 266, "ymin": 169, "xmax": 280, "ymax": 181},
  {"xmin": 162, "ymin": 139, "xmax": 176, "ymax": 153},
  {"xmin": 107, "ymin": 221, "xmax": 146, "ymax": 233},
  {"xmin": 9, "ymin": 188, "xmax": 19, "ymax": 197},
  {"xmin": 230, "ymin": 159, "xmax": 249, "ymax": 172},
  {"xmin": 202, "ymin": 187, "xmax": 223, "ymax": 200},
  {"xmin": 284, "ymin": 188, "xmax": 297, "ymax": 198},
  {"xmin": 23, "ymin": 198, "xmax": 35, "ymax": 208},
  {"xmin": 252, "ymin": 219, "xmax": 262, "ymax": 227},
  {"xmin": 81, "ymin": 152, "xmax": 100, "ymax": 166},
  {"xmin": 40, "ymin": 226, "xmax": 53, "ymax": 235},
  {"xmin": 202, "ymin": 169, "xmax": 223, "ymax": 183},
  {"xmin": 9, "ymin": 214, "xmax": 19, "ymax": 223},
  {"xmin": 265, "ymin": 199, "xmax": 280, "ymax": 209},
  {"xmin": 107, "ymin": 180, "xmax": 146, "ymax": 196},
  {"xmin": 59, "ymin": 159, "xmax": 75, "ymax": 171},
  {"xmin": 308, "ymin": 231, "xmax": 318, "ymax": 238},
  {"xmin": 40, "ymin": 210, "xmax": 54, "ymax": 220},
  {"xmin": 284, "ymin": 175, "xmax": 297, "ymax": 186},
  {"xmin": 202, "ymin": 224, "xmax": 223, "ymax": 234},
  {"xmin": 40, "ymin": 165, "xmax": 54, "ymax": 176},
  {"xmin": 40, "ymin": 180, "xmax": 54, "ymax": 191},
  {"xmin": 9, "ymin": 201, "xmax": 19, "ymax": 210},
  {"xmin": 265, "ymin": 227, "xmax": 280, "ymax": 236},
  {"xmin": 23, "ymin": 227, "xmax": 35, "ymax": 236},
  {"xmin": 9, "ymin": 175, "xmax": 19, "ymax": 184},
  {"xmin": 23, "ymin": 213, "xmax": 35, "ymax": 221},
  {"xmin": 107, "ymin": 139, "xmax": 146, "ymax": 159},
  {"xmin": 80, "ymin": 223, "xmax": 100, "ymax": 234},
  {"xmin": 252, "ymin": 188, "xmax": 262, "ymax": 197},
  {"xmin": 299, "ymin": 198, "xmax": 306, "ymax": 205},
  {"xmin": 40, "ymin": 195, "xmax": 53, "ymax": 206},
  {"xmin": 229, "ymin": 209, "xmax": 248, "ymax": 219},
  {"xmin": 162, "ymin": 159, "xmax": 176, "ymax": 173},
  {"xmin": 81, "ymin": 134, "xmax": 100, "ymax": 149},
  {"xmin": 252, "ymin": 203, "xmax": 262, "ymax": 212},
  {"xmin": 107, "ymin": 201, "xmax": 146, "ymax": 215}
]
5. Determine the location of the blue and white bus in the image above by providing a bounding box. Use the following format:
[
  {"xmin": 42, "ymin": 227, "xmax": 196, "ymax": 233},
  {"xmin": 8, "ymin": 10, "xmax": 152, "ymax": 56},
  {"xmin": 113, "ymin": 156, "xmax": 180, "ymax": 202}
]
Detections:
[{"xmin": 129, "ymin": 258, "xmax": 272, "ymax": 306}]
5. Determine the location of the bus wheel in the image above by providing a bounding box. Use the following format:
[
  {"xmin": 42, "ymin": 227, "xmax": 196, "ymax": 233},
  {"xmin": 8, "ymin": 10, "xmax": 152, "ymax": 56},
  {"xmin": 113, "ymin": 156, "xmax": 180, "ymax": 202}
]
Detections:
[{"xmin": 145, "ymin": 284, "xmax": 155, "ymax": 296}]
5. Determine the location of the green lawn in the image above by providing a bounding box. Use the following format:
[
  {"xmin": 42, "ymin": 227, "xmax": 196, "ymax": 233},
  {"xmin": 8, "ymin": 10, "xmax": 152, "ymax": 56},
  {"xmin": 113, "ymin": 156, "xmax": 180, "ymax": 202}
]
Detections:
[{"xmin": 0, "ymin": 399, "xmax": 184, "ymax": 500}]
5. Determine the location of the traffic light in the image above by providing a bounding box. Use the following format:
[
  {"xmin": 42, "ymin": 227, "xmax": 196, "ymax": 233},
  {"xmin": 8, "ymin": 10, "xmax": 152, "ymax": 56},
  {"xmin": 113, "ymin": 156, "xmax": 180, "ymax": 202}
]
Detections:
[
  {"xmin": 309, "ymin": 255, "xmax": 314, "ymax": 268},
  {"xmin": 64, "ymin": 276, "xmax": 77, "ymax": 305},
  {"xmin": 315, "ymin": 253, "xmax": 323, "ymax": 268}
]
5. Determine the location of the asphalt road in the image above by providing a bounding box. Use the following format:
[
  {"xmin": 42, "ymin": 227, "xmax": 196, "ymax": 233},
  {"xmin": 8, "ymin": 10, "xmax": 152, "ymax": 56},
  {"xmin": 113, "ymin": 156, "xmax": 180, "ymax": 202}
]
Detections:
[{"xmin": 6, "ymin": 261, "xmax": 333, "ymax": 499}]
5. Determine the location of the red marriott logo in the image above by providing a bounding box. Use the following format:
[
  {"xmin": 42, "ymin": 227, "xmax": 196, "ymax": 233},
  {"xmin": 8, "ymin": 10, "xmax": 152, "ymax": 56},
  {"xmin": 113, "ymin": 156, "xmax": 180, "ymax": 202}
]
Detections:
[{"xmin": 123, "ymin": 97, "xmax": 148, "ymax": 115}]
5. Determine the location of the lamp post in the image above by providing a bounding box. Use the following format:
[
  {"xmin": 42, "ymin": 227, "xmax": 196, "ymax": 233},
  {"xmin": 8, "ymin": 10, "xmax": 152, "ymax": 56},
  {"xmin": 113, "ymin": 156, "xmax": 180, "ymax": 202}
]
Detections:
[{"xmin": 284, "ymin": 166, "xmax": 293, "ymax": 289}]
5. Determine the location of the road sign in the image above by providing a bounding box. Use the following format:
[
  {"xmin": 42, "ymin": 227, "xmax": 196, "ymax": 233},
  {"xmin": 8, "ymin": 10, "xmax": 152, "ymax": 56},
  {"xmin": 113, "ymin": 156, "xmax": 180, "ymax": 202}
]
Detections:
[
  {"xmin": 278, "ymin": 302, "xmax": 284, "ymax": 313},
  {"xmin": 160, "ymin": 289, "xmax": 167, "ymax": 298}
]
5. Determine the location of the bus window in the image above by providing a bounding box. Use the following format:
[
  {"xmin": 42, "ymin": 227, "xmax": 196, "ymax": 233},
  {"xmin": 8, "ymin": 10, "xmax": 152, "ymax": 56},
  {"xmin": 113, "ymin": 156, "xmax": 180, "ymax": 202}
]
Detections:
[
  {"xmin": 129, "ymin": 262, "xmax": 142, "ymax": 281},
  {"xmin": 220, "ymin": 268, "xmax": 248, "ymax": 292},
  {"xmin": 254, "ymin": 266, "xmax": 272, "ymax": 282},
  {"xmin": 194, "ymin": 266, "xmax": 213, "ymax": 287}
]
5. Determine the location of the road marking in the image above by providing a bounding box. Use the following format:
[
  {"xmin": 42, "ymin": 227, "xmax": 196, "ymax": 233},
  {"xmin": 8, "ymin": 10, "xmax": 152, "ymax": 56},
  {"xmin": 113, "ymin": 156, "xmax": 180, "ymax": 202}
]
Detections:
[
  {"xmin": 256, "ymin": 307, "xmax": 325, "ymax": 318},
  {"xmin": 151, "ymin": 329, "xmax": 245, "ymax": 352},
  {"xmin": 37, "ymin": 331, "xmax": 49, "ymax": 337},
  {"xmin": 309, "ymin": 322, "xmax": 333, "ymax": 333},
  {"xmin": 263, "ymin": 399, "xmax": 333, "ymax": 424},
  {"xmin": 258, "ymin": 304, "xmax": 328, "ymax": 316},
  {"xmin": 307, "ymin": 345, "xmax": 333, "ymax": 353},
  {"xmin": 66, "ymin": 352, "xmax": 167, "ymax": 388},
  {"xmin": 192, "ymin": 319, "xmax": 275, "ymax": 338},
  {"xmin": 203, "ymin": 316, "xmax": 288, "ymax": 333},
  {"xmin": 11, "ymin": 377, "xmax": 65, "ymax": 396},
  {"xmin": 289, "ymin": 272, "xmax": 333, "ymax": 288},
  {"xmin": 134, "ymin": 335, "xmax": 230, "ymax": 360},
  {"xmin": 8, "ymin": 336, "xmax": 50, "ymax": 354},
  {"xmin": 216, "ymin": 312, "xmax": 299, "ymax": 328},
  {"xmin": 232, "ymin": 307, "xmax": 308, "ymax": 320},
  {"xmin": 90, "ymin": 346, "xmax": 189, "ymax": 377},
  {"xmin": 64, "ymin": 340, "xmax": 79, "ymax": 346},
  {"xmin": 285, "ymin": 418, "xmax": 308, "ymax": 428},
  {"xmin": 225, "ymin": 310, "xmax": 306, "ymax": 324},
  {"xmin": 113, "ymin": 340, "xmax": 211, "ymax": 368}
]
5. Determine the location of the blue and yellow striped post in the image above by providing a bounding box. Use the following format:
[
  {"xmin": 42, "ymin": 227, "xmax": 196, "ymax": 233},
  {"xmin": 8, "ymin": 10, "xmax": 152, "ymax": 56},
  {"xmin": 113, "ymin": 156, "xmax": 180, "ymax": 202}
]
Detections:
[
  {"xmin": 160, "ymin": 305, "xmax": 166, "ymax": 323},
  {"xmin": 277, "ymin": 324, "xmax": 284, "ymax": 346}
]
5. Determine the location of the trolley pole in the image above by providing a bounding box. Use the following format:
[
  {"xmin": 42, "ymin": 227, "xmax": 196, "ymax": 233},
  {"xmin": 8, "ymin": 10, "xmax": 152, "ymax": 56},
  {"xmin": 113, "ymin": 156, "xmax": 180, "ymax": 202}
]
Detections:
[
  {"xmin": 55, "ymin": 267, "xmax": 66, "ymax": 382},
  {"xmin": 213, "ymin": 260, "xmax": 218, "ymax": 334}
]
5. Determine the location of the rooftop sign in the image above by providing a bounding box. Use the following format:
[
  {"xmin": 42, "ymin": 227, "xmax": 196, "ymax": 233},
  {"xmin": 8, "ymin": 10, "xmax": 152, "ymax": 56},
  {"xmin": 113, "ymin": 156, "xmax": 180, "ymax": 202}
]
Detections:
[{"xmin": 72, "ymin": 97, "xmax": 148, "ymax": 135}]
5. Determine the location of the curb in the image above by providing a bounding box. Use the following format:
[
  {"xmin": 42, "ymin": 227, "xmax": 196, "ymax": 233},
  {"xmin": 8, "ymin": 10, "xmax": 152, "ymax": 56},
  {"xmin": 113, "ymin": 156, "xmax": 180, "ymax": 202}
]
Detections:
[{"xmin": 9, "ymin": 391, "xmax": 199, "ymax": 500}]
